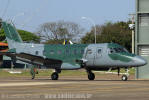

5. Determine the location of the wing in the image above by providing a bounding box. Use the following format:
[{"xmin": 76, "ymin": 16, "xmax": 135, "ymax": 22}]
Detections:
[{"xmin": 0, "ymin": 52, "xmax": 62, "ymax": 69}]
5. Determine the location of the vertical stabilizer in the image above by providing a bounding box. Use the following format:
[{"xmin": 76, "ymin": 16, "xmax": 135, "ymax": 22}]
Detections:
[
  {"xmin": 2, "ymin": 21, "xmax": 23, "ymax": 43},
  {"xmin": 0, "ymin": 21, "xmax": 23, "ymax": 49}
]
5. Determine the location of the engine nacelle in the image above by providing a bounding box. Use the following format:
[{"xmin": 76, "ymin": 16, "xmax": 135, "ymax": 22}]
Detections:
[{"xmin": 76, "ymin": 58, "xmax": 88, "ymax": 68}]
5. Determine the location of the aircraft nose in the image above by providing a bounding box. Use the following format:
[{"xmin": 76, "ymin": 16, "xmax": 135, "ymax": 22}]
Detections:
[{"xmin": 133, "ymin": 56, "xmax": 147, "ymax": 66}]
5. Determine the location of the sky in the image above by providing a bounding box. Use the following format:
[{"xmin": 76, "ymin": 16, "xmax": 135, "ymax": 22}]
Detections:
[{"xmin": 0, "ymin": 0, "xmax": 135, "ymax": 32}]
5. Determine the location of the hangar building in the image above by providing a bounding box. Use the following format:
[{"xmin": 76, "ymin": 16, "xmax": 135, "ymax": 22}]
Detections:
[{"xmin": 135, "ymin": 0, "xmax": 149, "ymax": 79}]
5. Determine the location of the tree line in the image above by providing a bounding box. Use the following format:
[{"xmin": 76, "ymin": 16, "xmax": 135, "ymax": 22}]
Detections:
[{"xmin": 0, "ymin": 21, "xmax": 132, "ymax": 52}]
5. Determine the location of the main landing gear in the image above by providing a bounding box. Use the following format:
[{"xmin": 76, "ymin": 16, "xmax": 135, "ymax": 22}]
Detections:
[
  {"xmin": 51, "ymin": 72, "xmax": 59, "ymax": 80},
  {"xmin": 87, "ymin": 70, "xmax": 95, "ymax": 80},
  {"xmin": 51, "ymin": 69, "xmax": 61, "ymax": 80}
]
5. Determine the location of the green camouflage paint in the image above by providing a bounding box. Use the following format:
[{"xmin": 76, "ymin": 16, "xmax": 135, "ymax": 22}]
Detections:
[
  {"xmin": 108, "ymin": 43, "xmax": 135, "ymax": 62},
  {"xmin": 109, "ymin": 53, "xmax": 132, "ymax": 62},
  {"xmin": 2, "ymin": 22, "xmax": 22, "ymax": 43},
  {"xmin": 43, "ymin": 44, "xmax": 88, "ymax": 64},
  {"xmin": 8, "ymin": 48, "xmax": 16, "ymax": 53}
]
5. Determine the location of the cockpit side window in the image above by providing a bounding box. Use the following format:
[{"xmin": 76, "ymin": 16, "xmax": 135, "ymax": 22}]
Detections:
[
  {"xmin": 109, "ymin": 48, "xmax": 115, "ymax": 54},
  {"xmin": 109, "ymin": 48, "xmax": 128, "ymax": 54},
  {"xmin": 116, "ymin": 48, "xmax": 127, "ymax": 53}
]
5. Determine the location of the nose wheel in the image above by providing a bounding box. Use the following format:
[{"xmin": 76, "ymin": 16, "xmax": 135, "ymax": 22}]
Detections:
[
  {"xmin": 121, "ymin": 75, "xmax": 128, "ymax": 81},
  {"xmin": 121, "ymin": 68, "xmax": 129, "ymax": 81}
]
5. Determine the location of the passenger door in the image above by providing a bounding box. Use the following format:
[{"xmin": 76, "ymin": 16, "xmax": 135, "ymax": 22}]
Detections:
[
  {"xmin": 85, "ymin": 47, "xmax": 96, "ymax": 66},
  {"xmin": 96, "ymin": 48, "xmax": 102, "ymax": 58},
  {"xmin": 94, "ymin": 47, "xmax": 103, "ymax": 66}
]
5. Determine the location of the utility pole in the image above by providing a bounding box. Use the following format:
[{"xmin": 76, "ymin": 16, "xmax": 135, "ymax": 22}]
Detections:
[
  {"xmin": 81, "ymin": 17, "xmax": 97, "ymax": 44},
  {"xmin": 129, "ymin": 14, "xmax": 135, "ymax": 54}
]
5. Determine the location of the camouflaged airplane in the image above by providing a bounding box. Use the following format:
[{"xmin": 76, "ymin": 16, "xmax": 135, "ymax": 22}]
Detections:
[{"xmin": 0, "ymin": 19, "xmax": 147, "ymax": 81}]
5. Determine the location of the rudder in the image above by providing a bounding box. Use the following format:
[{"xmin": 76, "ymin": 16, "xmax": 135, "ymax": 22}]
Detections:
[{"xmin": 2, "ymin": 21, "xmax": 23, "ymax": 43}]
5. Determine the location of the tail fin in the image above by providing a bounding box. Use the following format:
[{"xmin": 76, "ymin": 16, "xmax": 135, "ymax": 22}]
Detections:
[
  {"xmin": 0, "ymin": 21, "xmax": 23, "ymax": 49},
  {"xmin": 2, "ymin": 21, "xmax": 23, "ymax": 43}
]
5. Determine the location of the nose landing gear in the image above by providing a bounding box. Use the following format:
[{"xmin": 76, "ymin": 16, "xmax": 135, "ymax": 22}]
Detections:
[
  {"xmin": 121, "ymin": 75, "xmax": 128, "ymax": 81},
  {"xmin": 121, "ymin": 68, "xmax": 129, "ymax": 81}
]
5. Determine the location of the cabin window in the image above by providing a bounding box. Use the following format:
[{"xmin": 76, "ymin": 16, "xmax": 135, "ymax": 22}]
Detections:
[
  {"xmin": 81, "ymin": 49, "xmax": 84, "ymax": 54},
  {"xmin": 35, "ymin": 51, "xmax": 39, "ymax": 55},
  {"xmin": 74, "ymin": 49, "xmax": 77, "ymax": 54},
  {"xmin": 50, "ymin": 50, "xmax": 54, "ymax": 55},
  {"xmin": 87, "ymin": 49, "xmax": 92, "ymax": 54},
  {"xmin": 66, "ymin": 49, "xmax": 70, "ymax": 54},
  {"xmin": 57, "ymin": 50, "xmax": 62, "ymax": 54},
  {"xmin": 98, "ymin": 49, "xmax": 102, "ymax": 54}
]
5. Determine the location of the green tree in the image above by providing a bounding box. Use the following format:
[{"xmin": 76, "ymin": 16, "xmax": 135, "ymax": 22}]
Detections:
[
  {"xmin": 18, "ymin": 30, "xmax": 40, "ymax": 43},
  {"xmin": 81, "ymin": 21, "xmax": 132, "ymax": 52},
  {"xmin": 44, "ymin": 39, "xmax": 65, "ymax": 44},
  {"xmin": 0, "ymin": 29, "xmax": 5, "ymax": 41},
  {"xmin": 0, "ymin": 28, "xmax": 40, "ymax": 43}
]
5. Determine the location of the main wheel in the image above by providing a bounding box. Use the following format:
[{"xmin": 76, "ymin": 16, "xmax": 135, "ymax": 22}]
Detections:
[
  {"xmin": 51, "ymin": 72, "xmax": 59, "ymax": 80},
  {"xmin": 88, "ymin": 72, "xmax": 95, "ymax": 80},
  {"xmin": 121, "ymin": 75, "xmax": 128, "ymax": 81}
]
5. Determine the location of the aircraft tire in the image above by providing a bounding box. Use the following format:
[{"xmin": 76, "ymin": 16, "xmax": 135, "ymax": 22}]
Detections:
[
  {"xmin": 88, "ymin": 72, "xmax": 95, "ymax": 80},
  {"xmin": 121, "ymin": 75, "xmax": 128, "ymax": 81},
  {"xmin": 51, "ymin": 72, "xmax": 59, "ymax": 80}
]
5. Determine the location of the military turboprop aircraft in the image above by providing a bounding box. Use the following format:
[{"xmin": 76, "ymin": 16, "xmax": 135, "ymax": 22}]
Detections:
[{"xmin": 0, "ymin": 19, "xmax": 147, "ymax": 81}]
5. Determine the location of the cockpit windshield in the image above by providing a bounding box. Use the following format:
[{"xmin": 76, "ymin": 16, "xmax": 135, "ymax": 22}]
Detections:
[{"xmin": 109, "ymin": 48, "xmax": 128, "ymax": 54}]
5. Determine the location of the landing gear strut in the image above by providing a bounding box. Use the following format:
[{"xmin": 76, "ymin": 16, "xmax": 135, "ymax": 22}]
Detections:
[
  {"xmin": 87, "ymin": 70, "xmax": 95, "ymax": 80},
  {"xmin": 51, "ymin": 69, "xmax": 61, "ymax": 80},
  {"xmin": 121, "ymin": 68, "xmax": 129, "ymax": 81}
]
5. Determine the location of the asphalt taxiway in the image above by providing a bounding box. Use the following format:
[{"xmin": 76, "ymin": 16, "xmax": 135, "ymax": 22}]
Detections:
[{"xmin": 0, "ymin": 75, "xmax": 149, "ymax": 100}]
